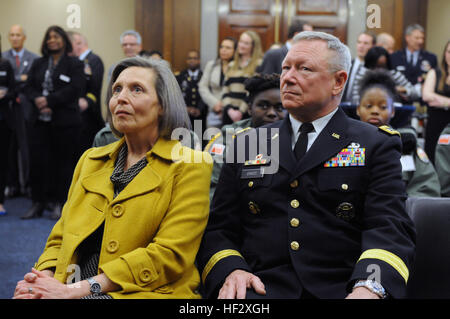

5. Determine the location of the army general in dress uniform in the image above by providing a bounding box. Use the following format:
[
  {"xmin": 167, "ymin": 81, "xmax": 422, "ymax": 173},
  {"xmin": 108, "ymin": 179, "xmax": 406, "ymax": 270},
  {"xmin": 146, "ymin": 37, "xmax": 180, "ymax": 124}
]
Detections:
[{"xmin": 196, "ymin": 31, "xmax": 416, "ymax": 299}]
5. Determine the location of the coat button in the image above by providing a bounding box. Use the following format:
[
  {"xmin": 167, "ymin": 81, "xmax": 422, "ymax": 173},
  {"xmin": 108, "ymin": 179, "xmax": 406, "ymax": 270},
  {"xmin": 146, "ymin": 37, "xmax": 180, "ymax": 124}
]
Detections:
[
  {"xmin": 290, "ymin": 218, "xmax": 300, "ymax": 228},
  {"xmin": 290, "ymin": 199, "xmax": 300, "ymax": 208},
  {"xmin": 341, "ymin": 184, "xmax": 349, "ymax": 191},
  {"xmin": 112, "ymin": 204, "xmax": 124, "ymax": 217},
  {"xmin": 290, "ymin": 241, "xmax": 300, "ymax": 251},
  {"xmin": 107, "ymin": 240, "xmax": 119, "ymax": 253},
  {"xmin": 248, "ymin": 181, "xmax": 254, "ymax": 188},
  {"xmin": 139, "ymin": 268, "xmax": 152, "ymax": 283},
  {"xmin": 290, "ymin": 180, "xmax": 299, "ymax": 188},
  {"xmin": 248, "ymin": 201, "xmax": 260, "ymax": 214}
]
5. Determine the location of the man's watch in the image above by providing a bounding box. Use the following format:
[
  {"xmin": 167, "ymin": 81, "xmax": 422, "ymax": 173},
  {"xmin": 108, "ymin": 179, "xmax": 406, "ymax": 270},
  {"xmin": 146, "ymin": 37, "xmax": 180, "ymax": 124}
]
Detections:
[
  {"xmin": 87, "ymin": 277, "xmax": 102, "ymax": 296},
  {"xmin": 353, "ymin": 279, "xmax": 387, "ymax": 299}
]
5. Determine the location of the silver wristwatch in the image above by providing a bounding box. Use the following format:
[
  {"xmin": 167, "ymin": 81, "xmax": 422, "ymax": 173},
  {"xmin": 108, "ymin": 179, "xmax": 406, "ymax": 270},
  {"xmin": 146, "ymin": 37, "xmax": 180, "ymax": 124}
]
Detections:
[
  {"xmin": 87, "ymin": 277, "xmax": 102, "ymax": 296},
  {"xmin": 353, "ymin": 279, "xmax": 387, "ymax": 299}
]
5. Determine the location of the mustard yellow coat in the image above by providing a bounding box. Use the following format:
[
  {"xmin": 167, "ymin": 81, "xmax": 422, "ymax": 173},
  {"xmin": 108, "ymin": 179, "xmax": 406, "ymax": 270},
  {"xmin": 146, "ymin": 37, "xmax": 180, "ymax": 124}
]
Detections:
[{"xmin": 35, "ymin": 137, "xmax": 212, "ymax": 299}]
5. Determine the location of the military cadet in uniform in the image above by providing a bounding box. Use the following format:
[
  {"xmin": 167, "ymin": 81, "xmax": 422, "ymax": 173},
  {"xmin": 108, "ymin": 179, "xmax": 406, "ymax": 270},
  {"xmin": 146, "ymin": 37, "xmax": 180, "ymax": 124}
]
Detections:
[
  {"xmin": 176, "ymin": 50, "xmax": 207, "ymax": 138},
  {"xmin": 356, "ymin": 69, "xmax": 440, "ymax": 197},
  {"xmin": 435, "ymin": 124, "xmax": 450, "ymax": 197},
  {"xmin": 204, "ymin": 73, "xmax": 285, "ymax": 199},
  {"xmin": 196, "ymin": 31, "xmax": 416, "ymax": 299}
]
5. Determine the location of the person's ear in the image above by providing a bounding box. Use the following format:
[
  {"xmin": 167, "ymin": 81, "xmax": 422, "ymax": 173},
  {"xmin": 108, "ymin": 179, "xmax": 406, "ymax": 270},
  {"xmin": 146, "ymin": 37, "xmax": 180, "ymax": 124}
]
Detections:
[{"xmin": 333, "ymin": 70, "xmax": 348, "ymax": 96}]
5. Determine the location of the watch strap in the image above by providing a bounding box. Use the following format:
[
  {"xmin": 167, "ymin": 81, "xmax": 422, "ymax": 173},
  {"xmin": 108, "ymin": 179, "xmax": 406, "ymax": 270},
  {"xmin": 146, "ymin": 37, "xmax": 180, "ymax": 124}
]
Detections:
[
  {"xmin": 87, "ymin": 277, "xmax": 102, "ymax": 295},
  {"xmin": 353, "ymin": 279, "xmax": 387, "ymax": 299}
]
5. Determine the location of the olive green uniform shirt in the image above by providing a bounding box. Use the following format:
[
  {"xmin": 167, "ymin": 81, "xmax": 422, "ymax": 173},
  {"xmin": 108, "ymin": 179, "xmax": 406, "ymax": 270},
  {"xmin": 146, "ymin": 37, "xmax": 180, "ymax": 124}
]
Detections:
[
  {"xmin": 397, "ymin": 127, "xmax": 441, "ymax": 197},
  {"xmin": 435, "ymin": 124, "xmax": 450, "ymax": 197},
  {"xmin": 204, "ymin": 118, "xmax": 253, "ymax": 200}
]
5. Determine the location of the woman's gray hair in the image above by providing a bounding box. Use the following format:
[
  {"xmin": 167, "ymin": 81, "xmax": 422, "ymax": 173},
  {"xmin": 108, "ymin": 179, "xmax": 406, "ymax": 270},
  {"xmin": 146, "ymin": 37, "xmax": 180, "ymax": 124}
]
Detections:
[
  {"xmin": 292, "ymin": 31, "xmax": 352, "ymax": 75},
  {"xmin": 107, "ymin": 57, "xmax": 191, "ymax": 139}
]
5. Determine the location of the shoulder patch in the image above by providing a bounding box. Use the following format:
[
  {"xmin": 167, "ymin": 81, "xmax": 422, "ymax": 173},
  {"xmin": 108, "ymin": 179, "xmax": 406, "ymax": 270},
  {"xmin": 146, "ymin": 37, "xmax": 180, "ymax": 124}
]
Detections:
[
  {"xmin": 438, "ymin": 134, "xmax": 450, "ymax": 145},
  {"xmin": 378, "ymin": 125, "xmax": 400, "ymax": 136},
  {"xmin": 416, "ymin": 147, "xmax": 430, "ymax": 163},
  {"xmin": 210, "ymin": 143, "xmax": 225, "ymax": 156}
]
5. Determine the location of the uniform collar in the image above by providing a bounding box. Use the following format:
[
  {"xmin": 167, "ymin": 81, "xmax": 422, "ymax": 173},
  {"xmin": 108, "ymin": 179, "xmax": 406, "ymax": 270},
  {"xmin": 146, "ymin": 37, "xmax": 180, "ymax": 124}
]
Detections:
[{"xmin": 289, "ymin": 107, "xmax": 339, "ymax": 141}]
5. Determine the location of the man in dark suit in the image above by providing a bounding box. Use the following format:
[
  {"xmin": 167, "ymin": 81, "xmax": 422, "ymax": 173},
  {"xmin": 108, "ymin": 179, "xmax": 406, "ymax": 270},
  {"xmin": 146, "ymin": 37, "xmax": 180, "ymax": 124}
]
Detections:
[
  {"xmin": 390, "ymin": 24, "xmax": 437, "ymax": 87},
  {"xmin": 68, "ymin": 31, "xmax": 105, "ymax": 154},
  {"xmin": 258, "ymin": 20, "xmax": 313, "ymax": 75},
  {"xmin": 2, "ymin": 24, "xmax": 39, "ymax": 197},
  {"xmin": 197, "ymin": 31, "xmax": 415, "ymax": 299}
]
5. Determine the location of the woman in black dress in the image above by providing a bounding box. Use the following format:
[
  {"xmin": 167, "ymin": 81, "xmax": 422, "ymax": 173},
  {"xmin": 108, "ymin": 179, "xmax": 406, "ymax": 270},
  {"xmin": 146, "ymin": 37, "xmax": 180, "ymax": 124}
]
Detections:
[{"xmin": 22, "ymin": 26, "xmax": 85, "ymax": 219}]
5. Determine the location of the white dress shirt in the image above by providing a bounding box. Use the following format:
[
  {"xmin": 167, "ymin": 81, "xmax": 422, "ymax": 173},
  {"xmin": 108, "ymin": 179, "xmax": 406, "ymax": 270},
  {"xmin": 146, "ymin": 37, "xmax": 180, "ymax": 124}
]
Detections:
[{"xmin": 289, "ymin": 107, "xmax": 339, "ymax": 151}]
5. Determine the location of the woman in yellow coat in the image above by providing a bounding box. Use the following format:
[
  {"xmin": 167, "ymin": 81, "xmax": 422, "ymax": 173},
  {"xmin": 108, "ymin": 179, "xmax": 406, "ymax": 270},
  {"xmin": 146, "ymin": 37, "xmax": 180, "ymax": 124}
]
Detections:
[{"xmin": 14, "ymin": 57, "xmax": 212, "ymax": 299}]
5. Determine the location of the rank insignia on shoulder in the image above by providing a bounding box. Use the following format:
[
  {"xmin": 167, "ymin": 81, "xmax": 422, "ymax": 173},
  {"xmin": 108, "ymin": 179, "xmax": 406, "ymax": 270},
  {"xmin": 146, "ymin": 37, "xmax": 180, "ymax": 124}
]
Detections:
[
  {"xmin": 378, "ymin": 125, "xmax": 400, "ymax": 136},
  {"xmin": 438, "ymin": 134, "xmax": 450, "ymax": 145},
  {"xmin": 324, "ymin": 146, "xmax": 365, "ymax": 167},
  {"xmin": 416, "ymin": 147, "xmax": 430, "ymax": 163},
  {"xmin": 245, "ymin": 154, "xmax": 270, "ymax": 166}
]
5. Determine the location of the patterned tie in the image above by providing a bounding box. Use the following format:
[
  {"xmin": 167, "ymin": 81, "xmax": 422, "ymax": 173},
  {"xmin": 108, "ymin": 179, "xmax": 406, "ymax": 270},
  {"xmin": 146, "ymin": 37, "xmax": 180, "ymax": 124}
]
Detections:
[
  {"xmin": 15, "ymin": 55, "xmax": 20, "ymax": 68},
  {"xmin": 294, "ymin": 123, "xmax": 314, "ymax": 161}
]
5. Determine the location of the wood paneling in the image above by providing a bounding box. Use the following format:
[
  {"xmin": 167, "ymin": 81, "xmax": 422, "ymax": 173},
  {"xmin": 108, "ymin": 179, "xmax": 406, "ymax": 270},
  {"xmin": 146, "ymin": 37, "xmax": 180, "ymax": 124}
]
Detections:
[
  {"xmin": 219, "ymin": 0, "xmax": 277, "ymax": 52},
  {"xmin": 284, "ymin": 0, "xmax": 348, "ymax": 43},
  {"xmin": 135, "ymin": 0, "xmax": 164, "ymax": 53},
  {"xmin": 135, "ymin": 0, "xmax": 201, "ymax": 73},
  {"xmin": 366, "ymin": 0, "xmax": 428, "ymax": 52},
  {"xmin": 367, "ymin": 0, "xmax": 404, "ymax": 51},
  {"xmin": 219, "ymin": 0, "xmax": 348, "ymax": 52}
]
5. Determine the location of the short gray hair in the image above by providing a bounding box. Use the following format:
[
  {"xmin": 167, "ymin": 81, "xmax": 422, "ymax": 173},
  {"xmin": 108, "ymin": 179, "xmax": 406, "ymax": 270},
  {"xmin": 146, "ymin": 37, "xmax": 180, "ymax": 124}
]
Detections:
[
  {"xmin": 292, "ymin": 31, "xmax": 352, "ymax": 74},
  {"xmin": 120, "ymin": 30, "xmax": 142, "ymax": 45},
  {"xmin": 107, "ymin": 57, "xmax": 191, "ymax": 139},
  {"xmin": 405, "ymin": 24, "xmax": 424, "ymax": 36}
]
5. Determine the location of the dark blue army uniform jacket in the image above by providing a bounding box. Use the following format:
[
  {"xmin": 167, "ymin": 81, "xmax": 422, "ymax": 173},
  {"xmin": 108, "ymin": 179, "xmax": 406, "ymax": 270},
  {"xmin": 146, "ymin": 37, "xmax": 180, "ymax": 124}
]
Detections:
[
  {"xmin": 390, "ymin": 49, "xmax": 437, "ymax": 85},
  {"xmin": 197, "ymin": 107, "xmax": 416, "ymax": 299}
]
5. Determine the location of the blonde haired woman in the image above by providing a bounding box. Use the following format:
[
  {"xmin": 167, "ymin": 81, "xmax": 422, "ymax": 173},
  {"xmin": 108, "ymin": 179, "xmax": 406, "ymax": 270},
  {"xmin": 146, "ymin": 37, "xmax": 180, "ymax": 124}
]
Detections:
[{"xmin": 221, "ymin": 30, "xmax": 263, "ymax": 125}]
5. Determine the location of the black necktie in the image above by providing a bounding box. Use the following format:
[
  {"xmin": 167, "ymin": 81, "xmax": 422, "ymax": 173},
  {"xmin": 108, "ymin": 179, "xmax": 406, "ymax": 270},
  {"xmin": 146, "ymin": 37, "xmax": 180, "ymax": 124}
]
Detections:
[{"xmin": 294, "ymin": 123, "xmax": 314, "ymax": 161}]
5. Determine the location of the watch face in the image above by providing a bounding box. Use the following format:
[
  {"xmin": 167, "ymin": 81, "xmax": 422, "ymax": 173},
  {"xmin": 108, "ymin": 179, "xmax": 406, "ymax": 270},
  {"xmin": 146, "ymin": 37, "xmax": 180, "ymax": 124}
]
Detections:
[{"xmin": 91, "ymin": 283, "xmax": 102, "ymax": 294}]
